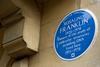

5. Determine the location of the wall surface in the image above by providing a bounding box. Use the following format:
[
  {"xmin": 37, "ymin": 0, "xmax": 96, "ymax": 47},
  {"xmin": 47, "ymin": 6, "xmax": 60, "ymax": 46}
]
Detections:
[
  {"xmin": 0, "ymin": 0, "xmax": 100, "ymax": 67},
  {"xmin": 80, "ymin": 0, "xmax": 100, "ymax": 67},
  {"xmin": 0, "ymin": 50, "xmax": 11, "ymax": 67},
  {"xmin": 0, "ymin": 0, "xmax": 40, "ymax": 67},
  {"xmin": 29, "ymin": 0, "xmax": 100, "ymax": 67},
  {"xmin": 29, "ymin": 0, "xmax": 83, "ymax": 67}
]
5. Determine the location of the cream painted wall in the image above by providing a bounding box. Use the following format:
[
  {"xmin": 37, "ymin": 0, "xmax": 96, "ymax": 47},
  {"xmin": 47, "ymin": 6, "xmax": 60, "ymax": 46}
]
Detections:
[
  {"xmin": 12, "ymin": 58, "xmax": 28, "ymax": 67},
  {"xmin": 29, "ymin": 0, "xmax": 100, "ymax": 67},
  {"xmin": 0, "ymin": 0, "xmax": 40, "ymax": 67},
  {"xmin": 80, "ymin": 0, "xmax": 100, "ymax": 67},
  {"xmin": 28, "ymin": 0, "xmax": 86, "ymax": 67},
  {"xmin": 0, "ymin": 50, "xmax": 11, "ymax": 67},
  {"xmin": 0, "ymin": 0, "xmax": 100, "ymax": 67},
  {"xmin": 12, "ymin": 0, "xmax": 40, "ymax": 52}
]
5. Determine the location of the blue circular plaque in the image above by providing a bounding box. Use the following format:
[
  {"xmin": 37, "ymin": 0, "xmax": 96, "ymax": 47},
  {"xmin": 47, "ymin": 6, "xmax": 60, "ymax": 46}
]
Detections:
[{"xmin": 54, "ymin": 9, "xmax": 98, "ymax": 61}]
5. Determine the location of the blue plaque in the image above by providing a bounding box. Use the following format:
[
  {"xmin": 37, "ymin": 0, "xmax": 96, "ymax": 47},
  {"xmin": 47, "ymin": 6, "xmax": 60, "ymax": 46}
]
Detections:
[{"xmin": 54, "ymin": 9, "xmax": 97, "ymax": 61}]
